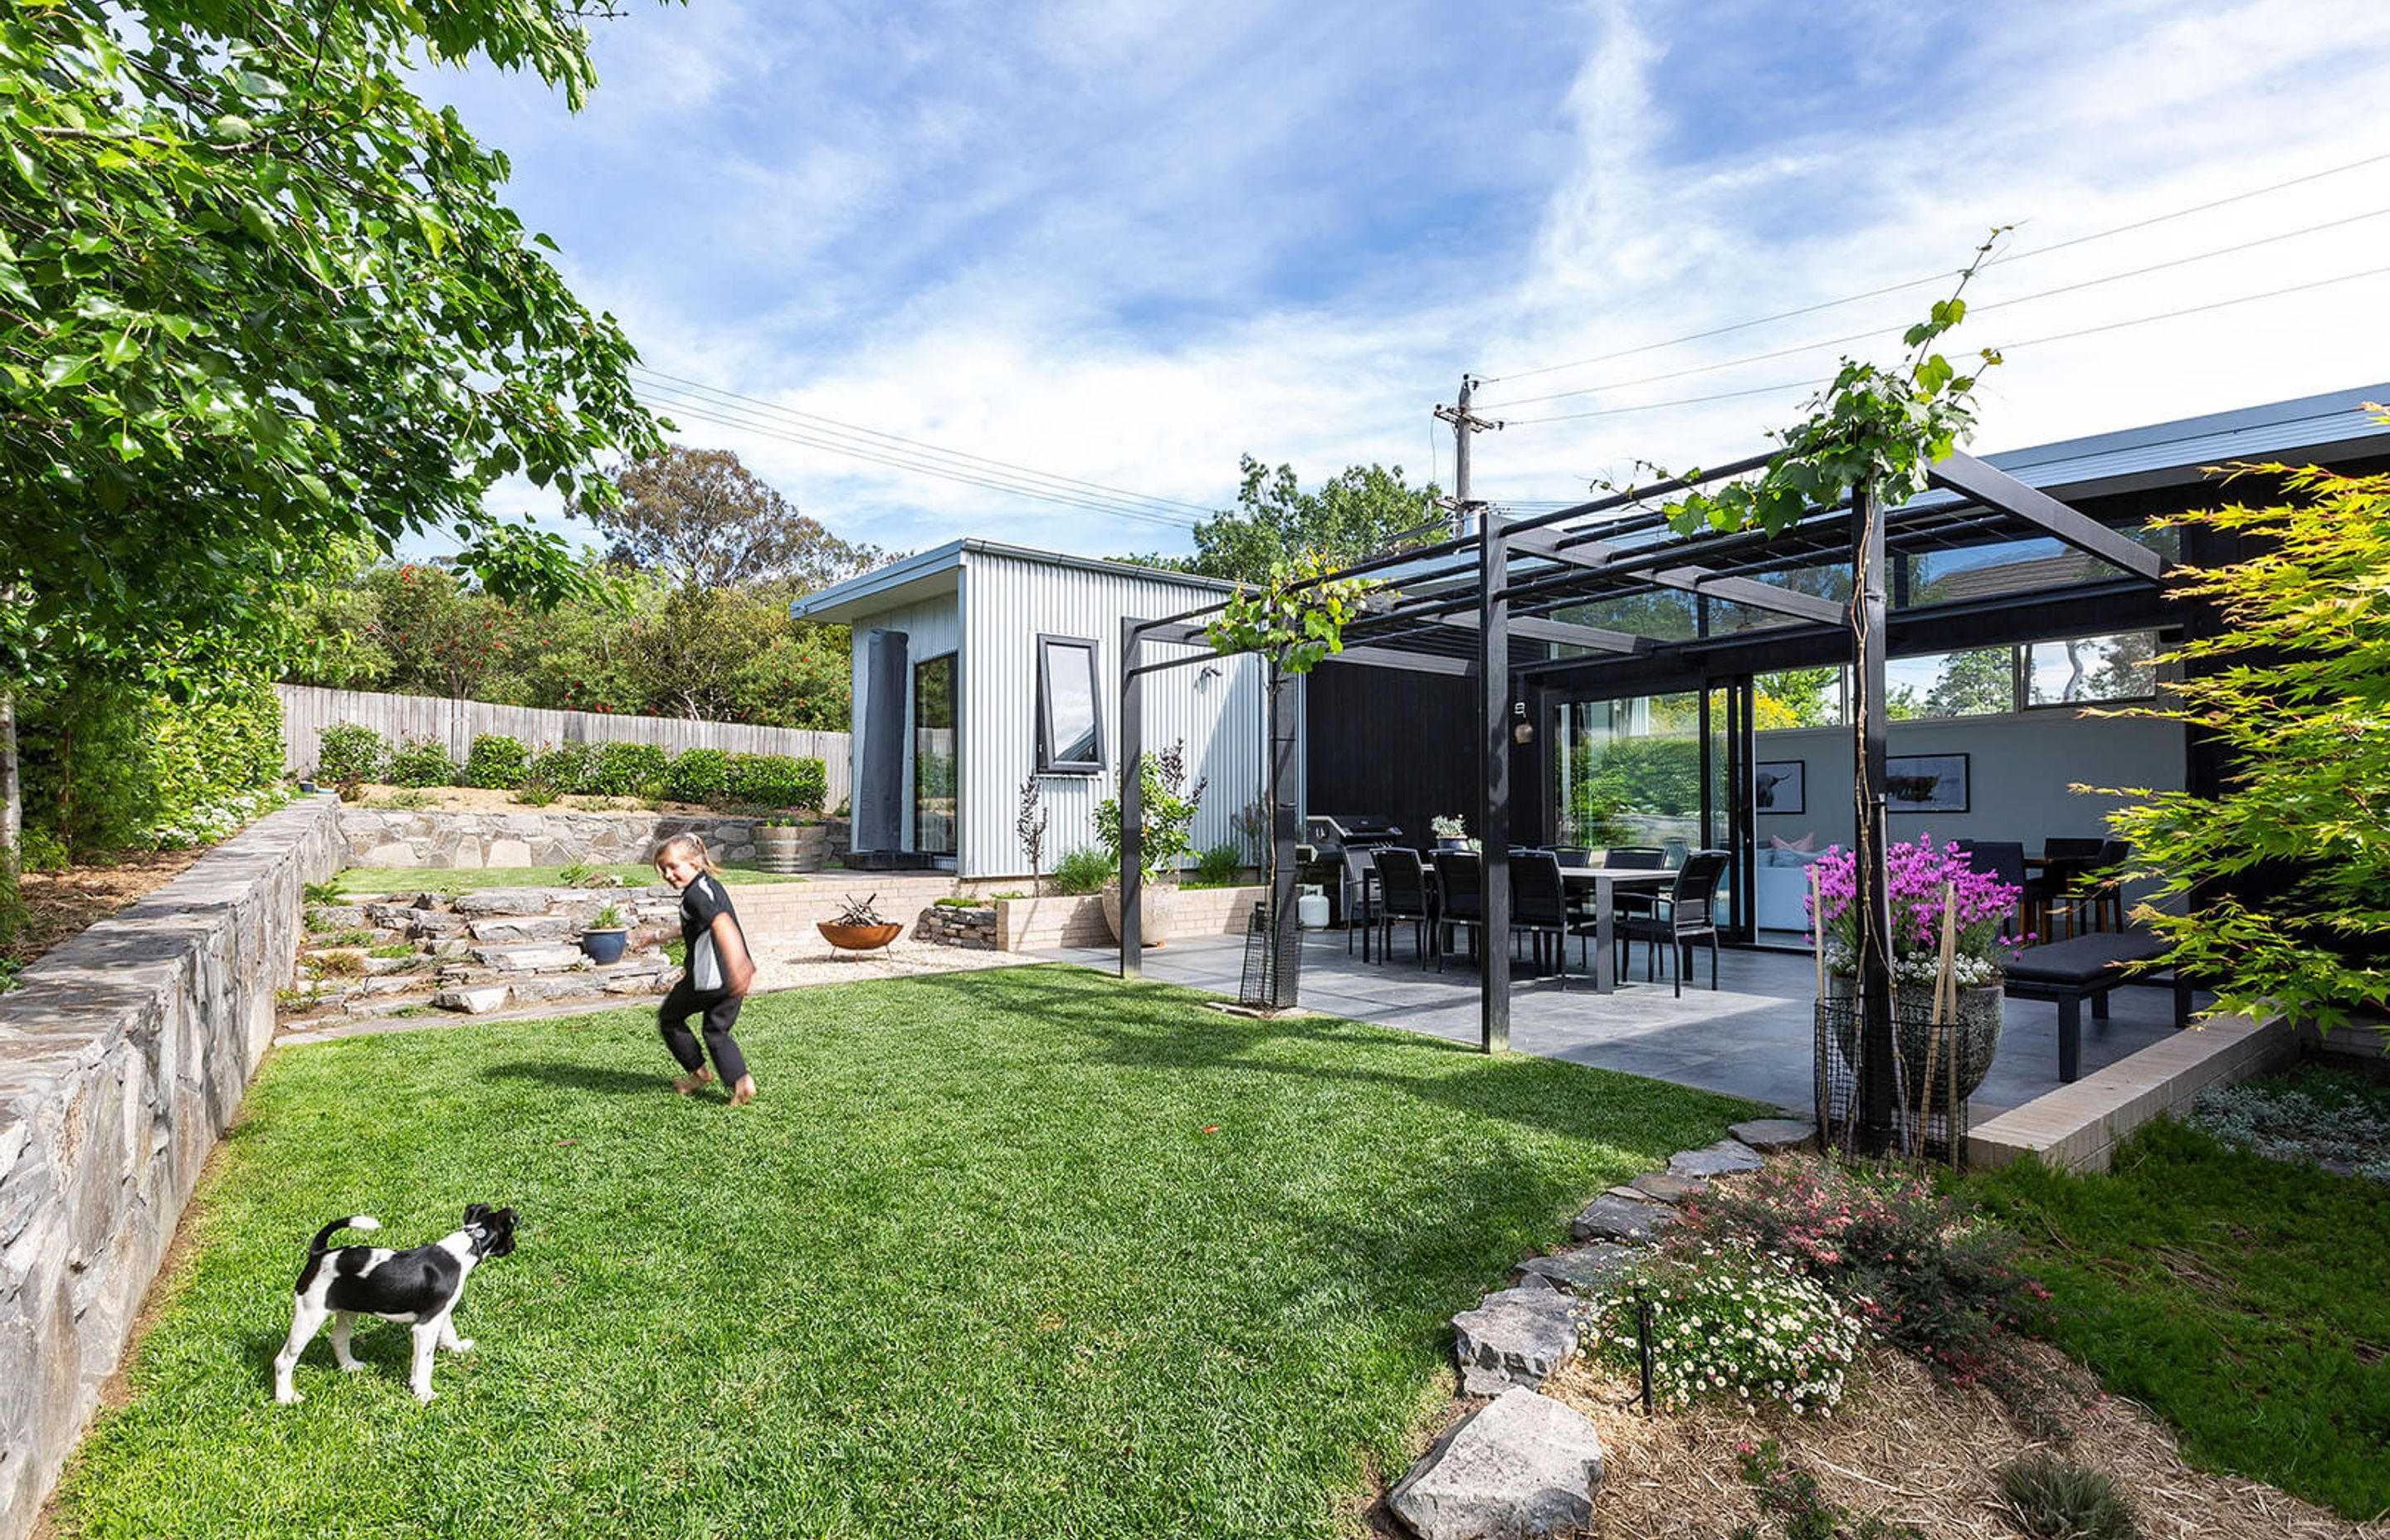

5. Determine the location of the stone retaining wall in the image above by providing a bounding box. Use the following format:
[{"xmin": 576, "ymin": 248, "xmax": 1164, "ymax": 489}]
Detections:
[
  {"xmin": 337, "ymin": 809, "xmax": 790, "ymax": 870},
  {"xmin": 0, "ymin": 795, "xmax": 344, "ymax": 1540},
  {"xmin": 916, "ymin": 905, "xmax": 997, "ymax": 949}
]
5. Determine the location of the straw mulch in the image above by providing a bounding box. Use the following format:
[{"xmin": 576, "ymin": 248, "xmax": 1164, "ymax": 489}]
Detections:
[{"xmin": 1524, "ymin": 1342, "xmax": 2386, "ymax": 1540}]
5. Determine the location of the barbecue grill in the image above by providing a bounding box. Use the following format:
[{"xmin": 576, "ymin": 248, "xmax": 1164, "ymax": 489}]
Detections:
[{"xmin": 1300, "ymin": 815, "xmax": 1406, "ymax": 924}]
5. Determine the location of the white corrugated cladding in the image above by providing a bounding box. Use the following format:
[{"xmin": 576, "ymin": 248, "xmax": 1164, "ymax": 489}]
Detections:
[
  {"xmin": 961, "ymin": 548, "xmax": 1265, "ymax": 880},
  {"xmin": 846, "ymin": 584, "xmax": 964, "ymax": 852}
]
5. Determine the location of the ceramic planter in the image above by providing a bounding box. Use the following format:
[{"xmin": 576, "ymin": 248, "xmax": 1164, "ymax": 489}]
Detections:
[
  {"xmin": 1100, "ymin": 883, "xmax": 1175, "ymax": 947},
  {"xmin": 579, "ymin": 928, "xmax": 629, "ymax": 965}
]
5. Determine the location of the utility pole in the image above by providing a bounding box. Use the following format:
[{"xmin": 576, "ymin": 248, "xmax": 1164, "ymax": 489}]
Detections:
[{"xmin": 1436, "ymin": 375, "xmax": 1503, "ymax": 537}]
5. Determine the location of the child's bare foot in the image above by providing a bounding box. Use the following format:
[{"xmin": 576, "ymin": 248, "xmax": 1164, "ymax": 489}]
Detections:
[
  {"xmin": 728, "ymin": 1075, "xmax": 758, "ymax": 1106},
  {"xmin": 672, "ymin": 1067, "xmax": 715, "ymax": 1095}
]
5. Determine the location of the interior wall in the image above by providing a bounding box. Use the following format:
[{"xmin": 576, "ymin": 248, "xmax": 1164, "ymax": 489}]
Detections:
[{"xmin": 1753, "ymin": 709, "xmax": 2186, "ymax": 860}]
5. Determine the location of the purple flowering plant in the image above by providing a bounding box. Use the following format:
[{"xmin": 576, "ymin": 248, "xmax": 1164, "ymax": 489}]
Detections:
[{"xmin": 1807, "ymin": 835, "xmax": 2027, "ymax": 984}]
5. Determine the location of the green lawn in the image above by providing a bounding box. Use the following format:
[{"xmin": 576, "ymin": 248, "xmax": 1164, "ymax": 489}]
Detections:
[
  {"xmin": 329, "ymin": 862, "xmax": 809, "ymax": 899},
  {"xmin": 56, "ymin": 966, "xmax": 1754, "ymax": 1538},
  {"xmin": 1966, "ymin": 1114, "xmax": 2390, "ymax": 1521}
]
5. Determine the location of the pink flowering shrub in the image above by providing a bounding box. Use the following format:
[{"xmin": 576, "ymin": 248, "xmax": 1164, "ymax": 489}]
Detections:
[
  {"xmin": 1675, "ymin": 1158, "xmax": 2056, "ymax": 1412},
  {"xmin": 1807, "ymin": 835, "xmax": 2027, "ymax": 985}
]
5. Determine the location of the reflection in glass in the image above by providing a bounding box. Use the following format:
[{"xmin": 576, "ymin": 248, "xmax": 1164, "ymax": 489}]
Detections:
[{"xmin": 915, "ymin": 654, "xmax": 957, "ymax": 856}]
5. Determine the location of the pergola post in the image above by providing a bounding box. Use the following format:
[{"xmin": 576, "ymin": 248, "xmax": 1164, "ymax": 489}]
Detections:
[
  {"xmin": 1479, "ymin": 515, "xmax": 1512, "ymax": 1054},
  {"xmin": 1119, "ymin": 616, "xmax": 1144, "ymax": 976},
  {"xmin": 1268, "ymin": 664, "xmax": 1301, "ymax": 1008},
  {"xmin": 1851, "ymin": 483, "xmax": 1897, "ymax": 1147}
]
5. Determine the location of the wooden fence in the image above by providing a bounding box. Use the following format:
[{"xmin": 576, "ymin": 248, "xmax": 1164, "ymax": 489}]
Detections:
[{"xmin": 276, "ymin": 685, "xmax": 851, "ymax": 807}]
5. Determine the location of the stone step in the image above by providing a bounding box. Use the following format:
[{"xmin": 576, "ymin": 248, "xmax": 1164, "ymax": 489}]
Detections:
[
  {"xmin": 467, "ymin": 943, "xmax": 588, "ymax": 973},
  {"xmin": 466, "ymin": 914, "xmax": 578, "ymax": 943},
  {"xmin": 432, "ymin": 958, "xmax": 676, "ymax": 1016}
]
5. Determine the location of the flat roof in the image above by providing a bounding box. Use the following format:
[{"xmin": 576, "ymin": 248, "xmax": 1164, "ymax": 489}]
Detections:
[{"xmin": 788, "ymin": 538, "xmax": 1240, "ymax": 626}]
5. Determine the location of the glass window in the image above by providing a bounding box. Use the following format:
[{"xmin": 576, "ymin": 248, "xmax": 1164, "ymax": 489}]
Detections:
[
  {"xmin": 1885, "ymin": 647, "xmax": 2014, "ymax": 720},
  {"xmin": 1754, "ymin": 666, "xmax": 1844, "ymax": 729},
  {"xmin": 914, "ymin": 654, "xmax": 958, "ymax": 856},
  {"xmin": 2026, "ymin": 631, "xmax": 2158, "ymax": 705},
  {"xmin": 1036, "ymin": 636, "xmax": 1103, "ymax": 773}
]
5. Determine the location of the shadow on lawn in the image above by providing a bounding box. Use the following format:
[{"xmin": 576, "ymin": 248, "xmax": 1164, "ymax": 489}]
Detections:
[
  {"xmin": 864, "ymin": 963, "xmax": 1761, "ymax": 1151},
  {"xmin": 480, "ymin": 1061, "xmax": 662, "ymax": 1096}
]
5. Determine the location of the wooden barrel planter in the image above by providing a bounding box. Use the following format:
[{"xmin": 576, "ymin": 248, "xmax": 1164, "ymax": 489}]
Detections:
[{"xmin": 757, "ymin": 823, "xmax": 830, "ymax": 874}]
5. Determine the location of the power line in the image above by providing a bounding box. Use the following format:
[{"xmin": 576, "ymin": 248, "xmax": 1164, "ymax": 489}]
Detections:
[
  {"xmin": 641, "ymin": 389, "xmax": 1207, "ymax": 533},
  {"xmin": 632, "ymin": 367, "xmax": 1221, "ymax": 520},
  {"xmin": 1498, "ymin": 261, "xmax": 2390, "ymax": 429},
  {"xmin": 1482, "ymin": 206, "xmax": 2390, "ymax": 409},
  {"xmin": 1476, "ymin": 148, "xmax": 2390, "ymax": 386}
]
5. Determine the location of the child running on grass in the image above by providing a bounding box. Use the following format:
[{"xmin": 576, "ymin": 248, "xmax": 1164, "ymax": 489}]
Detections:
[{"xmin": 652, "ymin": 832, "xmax": 758, "ymax": 1105}]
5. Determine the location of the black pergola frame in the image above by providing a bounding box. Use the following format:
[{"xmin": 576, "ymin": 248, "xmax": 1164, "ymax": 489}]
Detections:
[{"xmin": 1117, "ymin": 446, "xmax": 2168, "ymax": 1149}]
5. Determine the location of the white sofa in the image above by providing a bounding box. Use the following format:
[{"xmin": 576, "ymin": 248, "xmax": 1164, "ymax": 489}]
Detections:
[{"xmin": 1753, "ymin": 842, "xmax": 1825, "ymax": 933}]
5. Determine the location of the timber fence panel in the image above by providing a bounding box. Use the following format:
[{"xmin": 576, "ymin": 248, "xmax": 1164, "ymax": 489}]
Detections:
[{"xmin": 276, "ymin": 685, "xmax": 851, "ymax": 807}]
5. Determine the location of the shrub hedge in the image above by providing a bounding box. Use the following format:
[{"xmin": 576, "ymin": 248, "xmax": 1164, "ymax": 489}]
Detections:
[
  {"xmin": 664, "ymin": 748, "xmax": 730, "ymax": 804},
  {"xmin": 462, "ymin": 733, "xmax": 530, "ymax": 791},
  {"xmin": 385, "ymin": 737, "xmax": 460, "ymax": 787},
  {"xmin": 316, "ymin": 722, "xmax": 387, "ymax": 784}
]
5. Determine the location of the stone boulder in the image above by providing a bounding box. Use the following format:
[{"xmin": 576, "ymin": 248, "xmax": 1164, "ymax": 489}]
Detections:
[
  {"xmin": 1729, "ymin": 1117, "xmax": 1817, "ymax": 1152},
  {"xmin": 1511, "ymin": 1242, "xmax": 1640, "ymax": 1296},
  {"xmin": 1453, "ymin": 1287, "xmax": 1579, "ymax": 1395},
  {"xmin": 1568, "ymin": 1193, "xmax": 1674, "ymax": 1243},
  {"xmin": 1667, "ymin": 1138, "xmax": 1763, "ymax": 1177},
  {"xmin": 1388, "ymin": 1388, "xmax": 1605, "ymax": 1540}
]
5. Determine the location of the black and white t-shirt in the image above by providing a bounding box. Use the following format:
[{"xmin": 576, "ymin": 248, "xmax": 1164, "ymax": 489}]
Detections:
[{"xmin": 678, "ymin": 875, "xmax": 745, "ymax": 992}]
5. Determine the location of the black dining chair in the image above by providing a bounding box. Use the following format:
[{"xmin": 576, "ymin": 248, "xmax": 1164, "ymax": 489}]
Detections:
[
  {"xmin": 2060, "ymin": 839, "xmax": 2131, "ymax": 935},
  {"xmin": 1373, "ymin": 847, "xmax": 1435, "ymax": 967},
  {"xmin": 1615, "ymin": 850, "xmax": 1730, "ymax": 997},
  {"xmin": 1964, "ymin": 840, "xmax": 2030, "ymax": 943},
  {"xmin": 1551, "ymin": 846, "xmax": 1593, "ymax": 868},
  {"xmin": 1602, "ymin": 846, "xmax": 1668, "ymax": 925},
  {"xmin": 2029, "ymin": 839, "xmax": 2105, "ymax": 942},
  {"xmin": 1509, "ymin": 851, "xmax": 1573, "ymax": 987},
  {"xmin": 1339, "ymin": 846, "xmax": 1380, "ymax": 957},
  {"xmin": 1432, "ymin": 850, "xmax": 1484, "ymax": 972}
]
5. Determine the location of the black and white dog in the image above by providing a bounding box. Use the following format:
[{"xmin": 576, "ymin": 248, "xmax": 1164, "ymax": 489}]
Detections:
[{"xmin": 273, "ymin": 1205, "xmax": 518, "ymax": 1405}]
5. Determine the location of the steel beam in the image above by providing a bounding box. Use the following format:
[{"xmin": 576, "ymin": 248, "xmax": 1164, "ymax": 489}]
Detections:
[
  {"xmin": 1928, "ymin": 451, "xmax": 2164, "ymax": 581},
  {"xmin": 1118, "ymin": 617, "xmax": 1143, "ymax": 976},
  {"xmin": 1650, "ymin": 568, "xmax": 1845, "ymax": 625}
]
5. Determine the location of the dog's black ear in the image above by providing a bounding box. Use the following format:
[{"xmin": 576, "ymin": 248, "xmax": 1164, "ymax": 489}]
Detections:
[
  {"xmin": 487, "ymin": 1208, "xmax": 518, "ymax": 1256},
  {"xmin": 463, "ymin": 1203, "xmax": 490, "ymax": 1225}
]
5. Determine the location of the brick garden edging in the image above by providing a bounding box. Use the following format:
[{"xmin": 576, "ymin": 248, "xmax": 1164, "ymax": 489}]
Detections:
[{"xmin": 0, "ymin": 794, "xmax": 344, "ymax": 1540}]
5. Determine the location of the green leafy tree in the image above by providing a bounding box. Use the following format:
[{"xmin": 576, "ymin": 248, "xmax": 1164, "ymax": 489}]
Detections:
[
  {"xmin": 1755, "ymin": 666, "xmax": 1840, "ymax": 729},
  {"xmin": 2097, "ymin": 447, "xmax": 2390, "ymax": 1036},
  {"xmin": 1924, "ymin": 646, "xmax": 2013, "ymax": 718},
  {"xmin": 0, "ymin": 0, "xmax": 666, "ymax": 874},
  {"xmin": 588, "ymin": 446, "xmax": 890, "ymax": 592},
  {"xmin": 1130, "ymin": 458, "xmax": 1441, "ymax": 584}
]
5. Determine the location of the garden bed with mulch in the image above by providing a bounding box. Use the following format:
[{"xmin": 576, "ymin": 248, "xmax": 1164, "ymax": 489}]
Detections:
[{"xmin": 4, "ymin": 847, "xmax": 207, "ymax": 979}]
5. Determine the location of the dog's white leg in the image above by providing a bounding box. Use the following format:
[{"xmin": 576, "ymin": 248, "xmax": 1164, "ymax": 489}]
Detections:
[
  {"xmin": 408, "ymin": 1322, "xmax": 441, "ymax": 1403},
  {"xmin": 329, "ymin": 1311, "xmax": 366, "ymax": 1371},
  {"xmin": 274, "ymin": 1298, "xmax": 329, "ymax": 1405},
  {"xmin": 438, "ymin": 1314, "xmax": 474, "ymax": 1355}
]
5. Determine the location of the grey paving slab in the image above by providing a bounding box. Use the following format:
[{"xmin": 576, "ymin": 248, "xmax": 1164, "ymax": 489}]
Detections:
[{"xmin": 1045, "ymin": 930, "xmax": 2191, "ymax": 1116}]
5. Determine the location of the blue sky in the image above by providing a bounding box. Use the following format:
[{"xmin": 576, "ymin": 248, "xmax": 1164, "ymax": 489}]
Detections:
[{"xmin": 418, "ymin": 0, "xmax": 2390, "ymax": 563}]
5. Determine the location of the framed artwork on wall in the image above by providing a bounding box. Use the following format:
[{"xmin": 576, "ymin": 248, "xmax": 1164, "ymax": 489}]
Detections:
[
  {"xmin": 1885, "ymin": 753, "xmax": 1969, "ymax": 814},
  {"xmin": 1754, "ymin": 759, "xmax": 1805, "ymax": 816}
]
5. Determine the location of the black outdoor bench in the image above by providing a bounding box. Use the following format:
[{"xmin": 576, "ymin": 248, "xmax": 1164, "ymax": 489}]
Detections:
[{"xmin": 2002, "ymin": 931, "xmax": 2192, "ymax": 1082}]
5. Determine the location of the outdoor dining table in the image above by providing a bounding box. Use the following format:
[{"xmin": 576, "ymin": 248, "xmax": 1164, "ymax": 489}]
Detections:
[{"xmin": 1357, "ymin": 860, "xmax": 1673, "ymax": 993}]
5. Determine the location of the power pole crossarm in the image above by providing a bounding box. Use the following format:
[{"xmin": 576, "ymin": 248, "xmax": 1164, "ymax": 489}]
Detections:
[{"xmin": 1436, "ymin": 375, "xmax": 1505, "ymax": 539}]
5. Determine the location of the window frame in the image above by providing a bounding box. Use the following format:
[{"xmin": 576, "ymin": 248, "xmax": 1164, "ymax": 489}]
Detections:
[{"xmin": 1035, "ymin": 633, "xmax": 1105, "ymax": 775}]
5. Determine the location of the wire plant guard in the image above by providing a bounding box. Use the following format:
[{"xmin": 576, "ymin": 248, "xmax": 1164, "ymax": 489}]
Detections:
[
  {"xmin": 1812, "ymin": 872, "xmax": 1973, "ymax": 1167},
  {"xmin": 1238, "ymin": 901, "xmax": 1301, "ymax": 1011}
]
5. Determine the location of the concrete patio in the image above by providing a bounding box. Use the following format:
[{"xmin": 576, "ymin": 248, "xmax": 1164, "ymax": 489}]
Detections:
[{"xmin": 1044, "ymin": 929, "xmax": 2194, "ymax": 1118}]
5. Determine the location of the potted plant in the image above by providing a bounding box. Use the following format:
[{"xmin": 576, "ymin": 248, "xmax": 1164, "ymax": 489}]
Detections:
[
  {"xmin": 818, "ymin": 893, "xmax": 901, "ymax": 953},
  {"xmin": 1431, "ymin": 814, "xmax": 1469, "ymax": 852},
  {"xmin": 580, "ymin": 902, "xmax": 630, "ymax": 965},
  {"xmin": 1094, "ymin": 739, "xmax": 1207, "ymax": 946},
  {"xmin": 1810, "ymin": 835, "xmax": 2026, "ymax": 1106}
]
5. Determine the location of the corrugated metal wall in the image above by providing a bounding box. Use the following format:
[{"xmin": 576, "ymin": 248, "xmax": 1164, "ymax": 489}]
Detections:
[
  {"xmin": 276, "ymin": 685, "xmax": 851, "ymax": 805},
  {"xmin": 846, "ymin": 586, "xmax": 964, "ymax": 851},
  {"xmin": 962, "ymin": 551, "xmax": 1264, "ymax": 880}
]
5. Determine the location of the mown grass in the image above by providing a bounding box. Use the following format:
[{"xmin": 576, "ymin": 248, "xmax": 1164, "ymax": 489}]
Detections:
[
  {"xmin": 1967, "ymin": 1111, "xmax": 2390, "ymax": 1522},
  {"xmin": 329, "ymin": 862, "xmax": 807, "ymax": 899},
  {"xmin": 56, "ymin": 965, "xmax": 1754, "ymax": 1538}
]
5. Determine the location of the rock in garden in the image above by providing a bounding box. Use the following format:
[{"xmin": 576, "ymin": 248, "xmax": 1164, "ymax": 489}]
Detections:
[
  {"xmin": 434, "ymin": 987, "xmax": 511, "ymax": 1015},
  {"xmin": 1510, "ymin": 1243, "xmax": 1640, "ymax": 1296},
  {"xmin": 467, "ymin": 943, "xmax": 584, "ymax": 973},
  {"xmin": 1388, "ymin": 1387, "xmax": 1605, "ymax": 1540},
  {"xmin": 466, "ymin": 914, "xmax": 575, "ymax": 943},
  {"xmin": 451, "ymin": 888, "xmax": 561, "ymax": 917},
  {"xmin": 1627, "ymin": 1171, "xmax": 1710, "ymax": 1203},
  {"xmin": 305, "ymin": 905, "xmax": 368, "ymax": 931},
  {"xmin": 1667, "ymin": 1138, "xmax": 1763, "ymax": 1177},
  {"xmin": 1453, "ymin": 1287, "xmax": 1579, "ymax": 1395},
  {"xmin": 1568, "ymin": 1194, "xmax": 1674, "ymax": 1243},
  {"xmin": 1729, "ymin": 1117, "xmax": 1817, "ymax": 1152}
]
